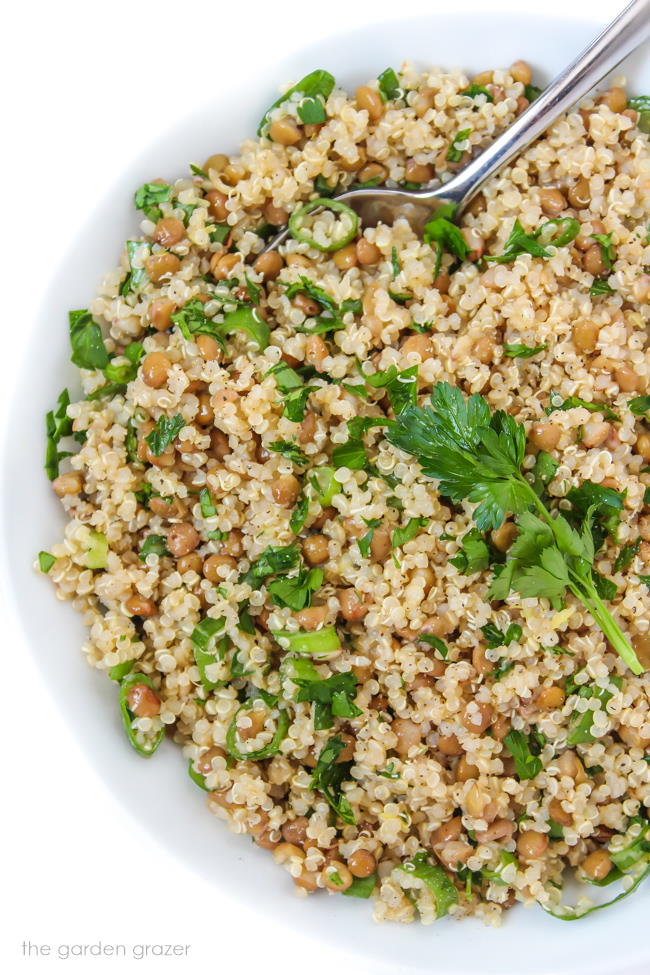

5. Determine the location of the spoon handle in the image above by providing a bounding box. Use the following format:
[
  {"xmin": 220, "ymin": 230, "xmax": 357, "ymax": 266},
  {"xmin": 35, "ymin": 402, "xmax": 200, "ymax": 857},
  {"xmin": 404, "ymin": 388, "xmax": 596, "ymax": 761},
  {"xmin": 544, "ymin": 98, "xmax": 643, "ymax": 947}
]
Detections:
[{"xmin": 441, "ymin": 0, "xmax": 650, "ymax": 210}]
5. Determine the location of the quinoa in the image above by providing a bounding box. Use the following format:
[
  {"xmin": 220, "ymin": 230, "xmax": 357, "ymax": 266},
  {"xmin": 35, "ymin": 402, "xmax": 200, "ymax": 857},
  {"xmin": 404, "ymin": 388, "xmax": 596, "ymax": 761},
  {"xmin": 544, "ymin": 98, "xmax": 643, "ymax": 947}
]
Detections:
[{"xmin": 38, "ymin": 61, "xmax": 650, "ymax": 925}]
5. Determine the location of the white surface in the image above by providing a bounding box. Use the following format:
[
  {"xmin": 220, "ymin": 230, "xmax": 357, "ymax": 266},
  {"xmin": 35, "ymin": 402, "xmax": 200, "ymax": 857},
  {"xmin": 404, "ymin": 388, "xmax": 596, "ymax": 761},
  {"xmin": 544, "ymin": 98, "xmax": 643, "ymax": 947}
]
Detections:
[{"xmin": 1, "ymin": 0, "xmax": 647, "ymax": 973}]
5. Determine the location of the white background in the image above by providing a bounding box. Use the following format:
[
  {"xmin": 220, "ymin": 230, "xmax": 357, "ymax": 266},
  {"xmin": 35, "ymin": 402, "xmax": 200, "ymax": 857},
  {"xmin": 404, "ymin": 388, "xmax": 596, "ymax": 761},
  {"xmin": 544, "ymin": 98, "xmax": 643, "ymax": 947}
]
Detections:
[{"xmin": 0, "ymin": 0, "xmax": 628, "ymax": 972}]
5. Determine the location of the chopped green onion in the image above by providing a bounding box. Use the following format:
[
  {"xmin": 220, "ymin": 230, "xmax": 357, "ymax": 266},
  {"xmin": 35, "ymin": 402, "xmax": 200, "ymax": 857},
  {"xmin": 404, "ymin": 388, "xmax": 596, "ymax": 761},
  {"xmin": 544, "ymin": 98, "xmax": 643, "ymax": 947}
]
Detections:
[
  {"xmin": 272, "ymin": 626, "xmax": 341, "ymax": 657},
  {"xmin": 288, "ymin": 198, "xmax": 359, "ymax": 252}
]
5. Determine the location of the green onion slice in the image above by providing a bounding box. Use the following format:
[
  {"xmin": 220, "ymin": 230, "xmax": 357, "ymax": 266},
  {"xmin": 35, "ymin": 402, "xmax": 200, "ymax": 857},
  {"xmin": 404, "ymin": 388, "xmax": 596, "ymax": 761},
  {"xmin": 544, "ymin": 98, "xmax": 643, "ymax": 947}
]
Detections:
[
  {"xmin": 288, "ymin": 198, "xmax": 359, "ymax": 252},
  {"xmin": 118, "ymin": 674, "xmax": 165, "ymax": 757},
  {"xmin": 397, "ymin": 852, "xmax": 459, "ymax": 918},
  {"xmin": 309, "ymin": 465, "xmax": 340, "ymax": 506},
  {"xmin": 226, "ymin": 701, "xmax": 289, "ymax": 760},
  {"xmin": 271, "ymin": 626, "xmax": 341, "ymax": 657}
]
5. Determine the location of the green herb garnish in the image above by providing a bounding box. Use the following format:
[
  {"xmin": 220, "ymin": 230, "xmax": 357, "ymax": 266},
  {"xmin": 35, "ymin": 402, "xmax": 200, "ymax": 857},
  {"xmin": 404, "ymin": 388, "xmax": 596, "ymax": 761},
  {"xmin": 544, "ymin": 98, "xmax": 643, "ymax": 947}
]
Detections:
[
  {"xmin": 503, "ymin": 343, "xmax": 547, "ymax": 359},
  {"xmin": 385, "ymin": 381, "xmax": 643, "ymax": 674},
  {"xmin": 145, "ymin": 414, "xmax": 185, "ymax": 456},
  {"xmin": 310, "ymin": 736, "xmax": 356, "ymax": 824},
  {"xmin": 446, "ymin": 127, "xmax": 471, "ymax": 163}
]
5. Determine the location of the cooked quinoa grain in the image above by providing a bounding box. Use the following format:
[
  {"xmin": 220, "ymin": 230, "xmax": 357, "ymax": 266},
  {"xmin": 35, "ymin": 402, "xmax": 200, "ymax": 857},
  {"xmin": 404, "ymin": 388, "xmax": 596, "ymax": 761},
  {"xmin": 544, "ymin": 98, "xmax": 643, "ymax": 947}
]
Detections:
[{"xmin": 39, "ymin": 62, "xmax": 650, "ymax": 926}]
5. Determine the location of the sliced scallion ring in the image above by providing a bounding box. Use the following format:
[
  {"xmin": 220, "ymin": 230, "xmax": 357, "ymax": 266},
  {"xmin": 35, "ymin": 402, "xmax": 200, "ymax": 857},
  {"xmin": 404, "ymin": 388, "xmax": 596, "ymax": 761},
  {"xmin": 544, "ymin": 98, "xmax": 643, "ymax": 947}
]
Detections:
[
  {"xmin": 118, "ymin": 673, "xmax": 165, "ymax": 757},
  {"xmin": 288, "ymin": 198, "xmax": 359, "ymax": 252},
  {"xmin": 309, "ymin": 465, "xmax": 339, "ymax": 506},
  {"xmin": 226, "ymin": 701, "xmax": 289, "ymax": 760}
]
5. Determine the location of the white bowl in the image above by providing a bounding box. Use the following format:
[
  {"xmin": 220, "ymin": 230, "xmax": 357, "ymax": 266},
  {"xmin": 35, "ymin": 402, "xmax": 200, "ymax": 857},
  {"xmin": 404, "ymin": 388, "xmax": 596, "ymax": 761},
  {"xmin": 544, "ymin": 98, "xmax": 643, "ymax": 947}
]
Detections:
[{"xmin": 3, "ymin": 11, "xmax": 649, "ymax": 975}]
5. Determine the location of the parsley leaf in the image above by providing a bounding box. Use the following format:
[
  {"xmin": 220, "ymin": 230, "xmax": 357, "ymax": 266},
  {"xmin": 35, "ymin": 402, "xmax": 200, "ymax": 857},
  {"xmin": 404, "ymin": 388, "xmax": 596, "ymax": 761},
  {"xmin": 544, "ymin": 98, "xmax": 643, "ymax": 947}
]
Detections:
[
  {"xmin": 592, "ymin": 233, "xmax": 616, "ymax": 270},
  {"xmin": 446, "ymin": 127, "xmax": 472, "ymax": 163},
  {"xmin": 422, "ymin": 203, "xmax": 470, "ymax": 268},
  {"xmin": 530, "ymin": 450, "xmax": 559, "ymax": 498},
  {"xmin": 385, "ymin": 380, "xmax": 643, "ymax": 675},
  {"xmin": 485, "ymin": 219, "xmax": 550, "ymax": 264},
  {"xmin": 566, "ymin": 480, "xmax": 625, "ymax": 546},
  {"xmin": 293, "ymin": 668, "xmax": 361, "ymax": 730},
  {"xmin": 630, "ymin": 395, "xmax": 650, "ymax": 416},
  {"xmin": 265, "ymin": 361, "xmax": 316, "ymax": 422},
  {"xmin": 134, "ymin": 181, "xmax": 173, "ymax": 221},
  {"xmin": 460, "ymin": 84, "xmax": 494, "ymax": 102},
  {"xmin": 171, "ymin": 299, "xmax": 220, "ymax": 341},
  {"xmin": 268, "ymin": 440, "xmax": 308, "ymax": 466},
  {"xmin": 257, "ymin": 70, "xmax": 335, "ymax": 136},
  {"xmin": 503, "ymin": 343, "xmax": 547, "ymax": 359},
  {"xmin": 199, "ymin": 487, "xmax": 217, "ymax": 518},
  {"xmin": 545, "ymin": 393, "xmax": 619, "ymax": 423},
  {"xmin": 360, "ymin": 364, "xmax": 418, "ymax": 416},
  {"xmin": 358, "ymin": 518, "xmax": 382, "ymax": 559},
  {"xmin": 525, "ymin": 83, "xmax": 543, "ymax": 101},
  {"xmin": 481, "ymin": 622, "xmax": 522, "ymax": 649},
  {"xmin": 289, "ymin": 492, "xmax": 309, "ymax": 535},
  {"xmin": 386, "ymin": 381, "xmax": 529, "ymax": 531},
  {"xmin": 566, "ymin": 678, "xmax": 622, "ymax": 745},
  {"xmin": 418, "ymin": 634, "xmax": 449, "ymax": 658},
  {"xmin": 449, "ymin": 528, "xmax": 492, "ymax": 574},
  {"xmin": 242, "ymin": 544, "xmax": 301, "ymax": 587},
  {"xmin": 139, "ymin": 534, "xmax": 169, "ymax": 561},
  {"xmin": 377, "ymin": 67, "xmax": 403, "ymax": 102},
  {"xmin": 145, "ymin": 414, "xmax": 185, "ymax": 456},
  {"xmin": 69, "ymin": 310, "xmax": 109, "ymax": 371},
  {"xmin": 614, "ymin": 538, "xmax": 641, "ymax": 573},
  {"xmin": 311, "ymin": 736, "xmax": 356, "ymax": 824},
  {"xmin": 391, "ymin": 516, "xmax": 429, "ymax": 550},
  {"xmin": 267, "ymin": 566, "xmax": 323, "ymax": 611},
  {"xmin": 503, "ymin": 729, "xmax": 543, "ymax": 780}
]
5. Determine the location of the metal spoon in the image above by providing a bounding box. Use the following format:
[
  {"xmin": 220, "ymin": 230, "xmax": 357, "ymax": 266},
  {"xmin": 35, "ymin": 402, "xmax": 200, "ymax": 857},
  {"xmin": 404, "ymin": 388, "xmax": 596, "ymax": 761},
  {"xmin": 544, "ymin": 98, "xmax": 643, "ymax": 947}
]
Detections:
[{"xmin": 262, "ymin": 0, "xmax": 650, "ymax": 251}]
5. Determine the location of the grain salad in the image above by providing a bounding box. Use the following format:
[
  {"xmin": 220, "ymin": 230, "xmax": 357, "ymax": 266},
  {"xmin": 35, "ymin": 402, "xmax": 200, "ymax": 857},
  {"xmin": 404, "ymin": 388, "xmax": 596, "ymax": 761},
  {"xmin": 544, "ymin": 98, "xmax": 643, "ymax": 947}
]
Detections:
[{"xmin": 38, "ymin": 60, "xmax": 650, "ymax": 925}]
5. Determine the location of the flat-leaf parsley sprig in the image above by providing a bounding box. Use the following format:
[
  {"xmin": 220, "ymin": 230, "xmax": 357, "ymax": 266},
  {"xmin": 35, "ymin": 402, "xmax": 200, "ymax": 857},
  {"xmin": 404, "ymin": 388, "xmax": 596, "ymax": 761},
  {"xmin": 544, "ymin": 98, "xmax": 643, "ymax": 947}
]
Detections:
[{"xmin": 386, "ymin": 381, "xmax": 643, "ymax": 675}]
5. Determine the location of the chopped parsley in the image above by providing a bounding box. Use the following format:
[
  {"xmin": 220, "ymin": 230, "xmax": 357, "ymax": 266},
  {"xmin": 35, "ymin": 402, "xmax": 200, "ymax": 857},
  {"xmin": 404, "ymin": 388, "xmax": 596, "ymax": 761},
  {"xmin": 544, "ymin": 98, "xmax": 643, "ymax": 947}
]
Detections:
[
  {"xmin": 268, "ymin": 440, "xmax": 309, "ymax": 466},
  {"xmin": 391, "ymin": 516, "xmax": 429, "ymax": 551},
  {"xmin": 614, "ymin": 538, "xmax": 641, "ymax": 573},
  {"xmin": 446, "ymin": 127, "xmax": 471, "ymax": 163},
  {"xmin": 545, "ymin": 392, "xmax": 619, "ymax": 423},
  {"xmin": 69, "ymin": 309, "xmax": 109, "ymax": 371},
  {"xmin": 630, "ymin": 395, "xmax": 650, "ymax": 416},
  {"xmin": 422, "ymin": 203, "xmax": 470, "ymax": 275},
  {"xmin": 134, "ymin": 181, "xmax": 173, "ymax": 222},
  {"xmin": 481, "ymin": 622, "xmax": 522, "ymax": 649},
  {"xmin": 566, "ymin": 677, "xmax": 622, "ymax": 745},
  {"xmin": 257, "ymin": 69, "xmax": 335, "ymax": 135},
  {"xmin": 310, "ymin": 736, "xmax": 356, "ymax": 824},
  {"xmin": 267, "ymin": 566, "xmax": 323, "ymax": 611},
  {"xmin": 145, "ymin": 414, "xmax": 186, "ymax": 456},
  {"xmin": 418, "ymin": 634, "xmax": 449, "ymax": 659},
  {"xmin": 242, "ymin": 543, "xmax": 301, "ymax": 587},
  {"xmin": 139, "ymin": 534, "xmax": 169, "ymax": 561},
  {"xmin": 503, "ymin": 729, "xmax": 543, "ymax": 780},
  {"xmin": 265, "ymin": 361, "xmax": 316, "ymax": 423},
  {"xmin": 377, "ymin": 67, "xmax": 403, "ymax": 102},
  {"xmin": 449, "ymin": 528, "xmax": 492, "ymax": 574},
  {"xmin": 592, "ymin": 232, "xmax": 616, "ymax": 270},
  {"xmin": 503, "ymin": 343, "xmax": 547, "ymax": 359},
  {"xmin": 292, "ymin": 663, "xmax": 361, "ymax": 729},
  {"xmin": 460, "ymin": 84, "xmax": 494, "ymax": 102}
]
